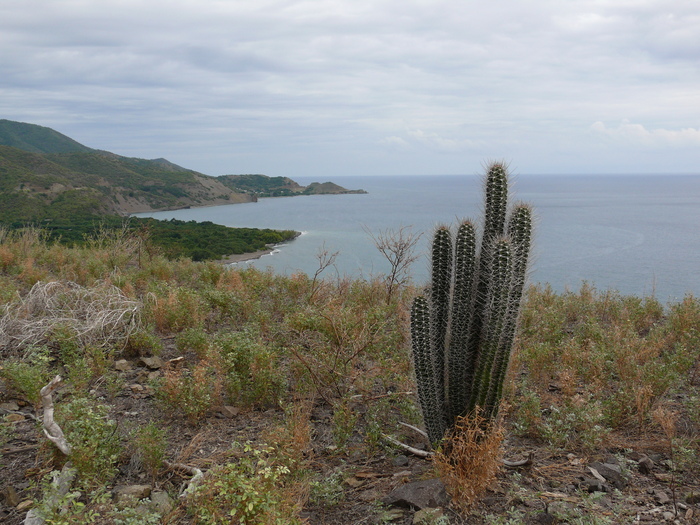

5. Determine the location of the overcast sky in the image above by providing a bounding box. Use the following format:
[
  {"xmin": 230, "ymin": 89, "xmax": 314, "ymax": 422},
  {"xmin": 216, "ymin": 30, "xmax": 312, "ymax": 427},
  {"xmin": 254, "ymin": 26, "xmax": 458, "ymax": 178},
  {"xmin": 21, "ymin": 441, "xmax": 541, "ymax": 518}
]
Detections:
[{"xmin": 2, "ymin": 1, "xmax": 699, "ymax": 177}]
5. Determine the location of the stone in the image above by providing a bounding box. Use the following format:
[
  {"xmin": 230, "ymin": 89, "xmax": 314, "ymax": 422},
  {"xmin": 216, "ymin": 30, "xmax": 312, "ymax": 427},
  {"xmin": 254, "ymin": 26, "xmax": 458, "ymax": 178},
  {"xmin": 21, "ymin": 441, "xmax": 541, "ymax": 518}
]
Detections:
[
  {"xmin": 662, "ymin": 511, "xmax": 675, "ymax": 521},
  {"xmin": 5, "ymin": 413, "xmax": 24, "ymax": 423},
  {"xmin": 129, "ymin": 384, "xmax": 145, "ymax": 393},
  {"xmin": 219, "ymin": 405, "xmax": 240, "ymax": 418},
  {"xmin": 140, "ymin": 356, "xmax": 164, "ymax": 370},
  {"xmin": 114, "ymin": 359, "xmax": 131, "ymax": 372},
  {"xmin": 413, "ymin": 507, "xmax": 446, "ymax": 525},
  {"xmin": 149, "ymin": 491, "xmax": 174, "ymax": 514},
  {"xmin": 114, "ymin": 484, "xmax": 152, "ymax": 503},
  {"xmin": 383, "ymin": 479, "xmax": 450, "ymax": 510},
  {"xmin": 581, "ymin": 478, "xmax": 607, "ymax": 493},
  {"xmin": 392, "ymin": 454, "xmax": 410, "ymax": 467},
  {"xmin": 0, "ymin": 401, "xmax": 20, "ymax": 411},
  {"xmin": 654, "ymin": 490, "xmax": 671, "ymax": 505},
  {"xmin": 638, "ymin": 455, "xmax": 654, "ymax": 475},
  {"xmin": 589, "ymin": 461, "xmax": 627, "ymax": 490},
  {"xmin": 1, "ymin": 486, "xmax": 20, "ymax": 507}
]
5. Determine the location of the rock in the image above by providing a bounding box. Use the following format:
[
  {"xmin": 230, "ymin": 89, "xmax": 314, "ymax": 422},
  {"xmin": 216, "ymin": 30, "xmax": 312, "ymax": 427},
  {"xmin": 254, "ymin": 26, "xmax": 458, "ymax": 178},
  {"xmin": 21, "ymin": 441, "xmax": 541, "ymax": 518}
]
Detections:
[
  {"xmin": 413, "ymin": 507, "xmax": 446, "ymax": 524},
  {"xmin": 140, "ymin": 356, "xmax": 164, "ymax": 370},
  {"xmin": 0, "ymin": 401, "xmax": 20, "ymax": 411},
  {"xmin": 114, "ymin": 359, "xmax": 131, "ymax": 372},
  {"xmin": 392, "ymin": 454, "xmax": 410, "ymax": 467},
  {"xmin": 130, "ymin": 384, "xmax": 145, "ymax": 393},
  {"xmin": 589, "ymin": 461, "xmax": 627, "ymax": 490},
  {"xmin": 147, "ymin": 371, "xmax": 161, "ymax": 381},
  {"xmin": 5, "ymin": 413, "xmax": 24, "ymax": 423},
  {"xmin": 581, "ymin": 478, "xmax": 607, "ymax": 493},
  {"xmin": 114, "ymin": 484, "xmax": 152, "ymax": 503},
  {"xmin": 1, "ymin": 486, "xmax": 20, "ymax": 507},
  {"xmin": 218, "ymin": 405, "xmax": 240, "ymax": 418},
  {"xmin": 638, "ymin": 455, "xmax": 654, "ymax": 475},
  {"xmin": 358, "ymin": 488, "xmax": 382, "ymax": 502},
  {"xmin": 662, "ymin": 511, "xmax": 675, "ymax": 521},
  {"xmin": 149, "ymin": 491, "xmax": 174, "ymax": 514},
  {"xmin": 383, "ymin": 479, "xmax": 450, "ymax": 510},
  {"xmin": 654, "ymin": 490, "xmax": 671, "ymax": 505}
]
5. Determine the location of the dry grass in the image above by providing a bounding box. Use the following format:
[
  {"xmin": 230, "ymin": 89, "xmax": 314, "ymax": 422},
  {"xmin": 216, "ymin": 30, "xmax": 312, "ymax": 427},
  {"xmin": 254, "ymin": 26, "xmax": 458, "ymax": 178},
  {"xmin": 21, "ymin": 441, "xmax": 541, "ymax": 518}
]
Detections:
[
  {"xmin": 433, "ymin": 410, "xmax": 504, "ymax": 511},
  {"xmin": 0, "ymin": 280, "xmax": 141, "ymax": 358}
]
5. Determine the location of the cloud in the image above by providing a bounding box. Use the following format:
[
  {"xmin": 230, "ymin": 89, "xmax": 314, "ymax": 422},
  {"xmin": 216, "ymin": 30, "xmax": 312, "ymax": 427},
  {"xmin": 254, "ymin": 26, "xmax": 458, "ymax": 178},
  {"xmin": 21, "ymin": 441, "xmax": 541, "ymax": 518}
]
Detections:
[
  {"xmin": 591, "ymin": 120, "xmax": 700, "ymax": 147},
  {"xmin": 1, "ymin": 1, "xmax": 700, "ymax": 175}
]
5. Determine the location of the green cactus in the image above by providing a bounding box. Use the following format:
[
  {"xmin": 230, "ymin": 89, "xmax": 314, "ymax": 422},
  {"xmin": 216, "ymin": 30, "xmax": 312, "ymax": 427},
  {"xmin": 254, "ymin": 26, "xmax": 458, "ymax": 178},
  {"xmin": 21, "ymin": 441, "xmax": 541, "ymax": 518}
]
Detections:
[{"xmin": 410, "ymin": 162, "xmax": 533, "ymax": 444}]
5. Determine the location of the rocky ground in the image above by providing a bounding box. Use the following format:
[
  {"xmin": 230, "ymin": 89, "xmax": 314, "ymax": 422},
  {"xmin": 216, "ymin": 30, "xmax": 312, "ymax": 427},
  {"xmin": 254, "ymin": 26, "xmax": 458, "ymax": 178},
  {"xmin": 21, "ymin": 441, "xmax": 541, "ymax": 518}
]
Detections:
[{"xmin": 1, "ymin": 349, "xmax": 699, "ymax": 525}]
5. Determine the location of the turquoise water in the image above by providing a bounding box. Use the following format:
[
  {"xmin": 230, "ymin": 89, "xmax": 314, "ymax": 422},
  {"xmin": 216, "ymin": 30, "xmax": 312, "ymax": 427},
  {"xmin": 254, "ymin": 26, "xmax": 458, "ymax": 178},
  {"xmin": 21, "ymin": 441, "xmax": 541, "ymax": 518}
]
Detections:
[{"xmin": 135, "ymin": 174, "xmax": 700, "ymax": 301}]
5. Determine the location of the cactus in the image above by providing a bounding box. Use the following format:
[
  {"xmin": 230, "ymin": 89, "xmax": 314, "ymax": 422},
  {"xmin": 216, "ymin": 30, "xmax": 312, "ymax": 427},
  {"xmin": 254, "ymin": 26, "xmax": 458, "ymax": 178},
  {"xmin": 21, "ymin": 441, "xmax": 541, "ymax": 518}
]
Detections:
[{"xmin": 410, "ymin": 162, "xmax": 532, "ymax": 444}]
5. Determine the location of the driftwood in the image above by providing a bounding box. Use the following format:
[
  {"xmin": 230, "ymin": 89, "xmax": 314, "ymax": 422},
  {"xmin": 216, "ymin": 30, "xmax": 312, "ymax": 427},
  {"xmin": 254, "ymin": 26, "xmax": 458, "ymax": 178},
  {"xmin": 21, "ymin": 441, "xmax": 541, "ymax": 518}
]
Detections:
[{"xmin": 39, "ymin": 376, "xmax": 71, "ymax": 455}]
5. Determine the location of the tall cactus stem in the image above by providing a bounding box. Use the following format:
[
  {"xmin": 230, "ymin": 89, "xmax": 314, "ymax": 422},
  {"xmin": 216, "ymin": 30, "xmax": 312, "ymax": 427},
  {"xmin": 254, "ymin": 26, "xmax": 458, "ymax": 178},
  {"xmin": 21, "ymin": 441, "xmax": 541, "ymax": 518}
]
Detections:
[
  {"xmin": 410, "ymin": 295, "xmax": 446, "ymax": 443},
  {"xmin": 446, "ymin": 220, "xmax": 477, "ymax": 421},
  {"xmin": 430, "ymin": 226, "xmax": 453, "ymax": 408}
]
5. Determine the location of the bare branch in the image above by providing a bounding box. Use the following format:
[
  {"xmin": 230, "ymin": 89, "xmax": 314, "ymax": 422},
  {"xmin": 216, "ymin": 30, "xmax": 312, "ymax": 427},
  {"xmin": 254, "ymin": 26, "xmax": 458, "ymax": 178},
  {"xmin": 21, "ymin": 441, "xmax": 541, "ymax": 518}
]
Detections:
[{"xmin": 40, "ymin": 376, "xmax": 71, "ymax": 455}]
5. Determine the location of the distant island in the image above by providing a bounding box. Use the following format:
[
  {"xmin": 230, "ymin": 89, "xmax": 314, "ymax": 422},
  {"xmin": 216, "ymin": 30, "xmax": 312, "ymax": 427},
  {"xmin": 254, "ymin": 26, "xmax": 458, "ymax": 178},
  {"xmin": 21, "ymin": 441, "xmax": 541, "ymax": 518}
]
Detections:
[
  {"xmin": 0, "ymin": 119, "xmax": 365, "ymax": 261},
  {"xmin": 218, "ymin": 174, "xmax": 367, "ymax": 198}
]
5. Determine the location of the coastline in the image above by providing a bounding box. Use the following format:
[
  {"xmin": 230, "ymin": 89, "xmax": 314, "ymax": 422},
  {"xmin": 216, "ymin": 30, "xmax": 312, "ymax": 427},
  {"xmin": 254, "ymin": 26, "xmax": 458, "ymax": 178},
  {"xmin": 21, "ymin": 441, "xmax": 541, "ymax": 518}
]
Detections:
[{"xmin": 220, "ymin": 249, "xmax": 275, "ymax": 265}]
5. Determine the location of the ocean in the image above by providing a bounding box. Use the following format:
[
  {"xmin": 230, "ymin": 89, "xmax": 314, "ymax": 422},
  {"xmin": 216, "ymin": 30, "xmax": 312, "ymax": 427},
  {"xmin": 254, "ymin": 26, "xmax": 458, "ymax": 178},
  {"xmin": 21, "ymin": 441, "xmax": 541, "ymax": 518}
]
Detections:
[{"xmin": 134, "ymin": 174, "xmax": 700, "ymax": 302}]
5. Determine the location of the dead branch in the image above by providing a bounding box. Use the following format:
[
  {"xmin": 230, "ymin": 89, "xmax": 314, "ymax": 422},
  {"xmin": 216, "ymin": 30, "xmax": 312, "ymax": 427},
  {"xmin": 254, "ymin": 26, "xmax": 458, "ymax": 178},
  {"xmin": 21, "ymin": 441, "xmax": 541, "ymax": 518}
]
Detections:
[
  {"xmin": 382, "ymin": 433, "xmax": 433, "ymax": 458},
  {"xmin": 40, "ymin": 376, "xmax": 71, "ymax": 455},
  {"xmin": 164, "ymin": 460, "xmax": 204, "ymax": 498},
  {"xmin": 502, "ymin": 452, "xmax": 535, "ymax": 468}
]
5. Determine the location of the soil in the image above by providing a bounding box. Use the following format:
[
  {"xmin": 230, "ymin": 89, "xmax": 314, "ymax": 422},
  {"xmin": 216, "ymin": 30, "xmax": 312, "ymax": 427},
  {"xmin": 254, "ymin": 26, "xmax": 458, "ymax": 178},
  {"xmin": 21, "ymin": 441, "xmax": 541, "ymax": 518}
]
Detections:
[{"xmin": 2, "ymin": 339, "xmax": 699, "ymax": 524}]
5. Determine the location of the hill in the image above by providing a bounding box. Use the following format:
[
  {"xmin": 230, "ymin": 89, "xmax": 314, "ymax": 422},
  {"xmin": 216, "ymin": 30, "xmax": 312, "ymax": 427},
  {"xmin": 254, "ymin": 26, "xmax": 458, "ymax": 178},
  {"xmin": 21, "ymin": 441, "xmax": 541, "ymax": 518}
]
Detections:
[
  {"xmin": 219, "ymin": 174, "xmax": 367, "ymax": 197},
  {"xmin": 0, "ymin": 120, "xmax": 255, "ymax": 222},
  {"xmin": 0, "ymin": 119, "xmax": 95, "ymax": 154}
]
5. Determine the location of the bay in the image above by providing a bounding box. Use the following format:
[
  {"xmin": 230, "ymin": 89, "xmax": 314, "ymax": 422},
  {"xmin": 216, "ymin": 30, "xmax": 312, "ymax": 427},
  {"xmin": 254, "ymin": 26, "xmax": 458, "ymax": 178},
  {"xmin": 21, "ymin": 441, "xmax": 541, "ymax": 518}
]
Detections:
[{"xmin": 135, "ymin": 174, "xmax": 700, "ymax": 301}]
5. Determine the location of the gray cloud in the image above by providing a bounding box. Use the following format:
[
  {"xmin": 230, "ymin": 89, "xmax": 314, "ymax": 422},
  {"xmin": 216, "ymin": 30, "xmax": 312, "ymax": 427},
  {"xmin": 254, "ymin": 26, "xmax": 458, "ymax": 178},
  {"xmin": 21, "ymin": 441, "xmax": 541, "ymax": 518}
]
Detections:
[{"xmin": 1, "ymin": 0, "xmax": 699, "ymax": 176}]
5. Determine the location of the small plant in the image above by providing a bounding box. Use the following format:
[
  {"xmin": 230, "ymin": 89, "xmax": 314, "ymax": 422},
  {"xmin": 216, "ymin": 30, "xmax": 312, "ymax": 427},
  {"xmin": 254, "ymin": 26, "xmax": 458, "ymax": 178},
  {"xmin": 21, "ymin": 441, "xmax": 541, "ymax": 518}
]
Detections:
[
  {"xmin": 154, "ymin": 362, "xmax": 222, "ymax": 423},
  {"xmin": 309, "ymin": 470, "xmax": 345, "ymax": 507},
  {"xmin": 55, "ymin": 397, "xmax": 122, "ymax": 486},
  {"xmin": 131, "ymin": 420, "xmax": 167, "ymax": 480},
  {"xmin": 186, "ymin": 441, "xmax": 303, "ymax": 524},
  {"xmin": 0, "ymin": 345, "xmax": 52, "ymax": 405}
]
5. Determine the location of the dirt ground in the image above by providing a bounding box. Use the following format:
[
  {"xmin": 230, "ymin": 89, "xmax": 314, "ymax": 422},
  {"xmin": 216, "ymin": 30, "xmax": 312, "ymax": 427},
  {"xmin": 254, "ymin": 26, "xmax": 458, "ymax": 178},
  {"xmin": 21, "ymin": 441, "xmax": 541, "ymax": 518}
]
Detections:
[{"xmin": 2, "ymin": 340, "xmax": 699, "ymax": 525}]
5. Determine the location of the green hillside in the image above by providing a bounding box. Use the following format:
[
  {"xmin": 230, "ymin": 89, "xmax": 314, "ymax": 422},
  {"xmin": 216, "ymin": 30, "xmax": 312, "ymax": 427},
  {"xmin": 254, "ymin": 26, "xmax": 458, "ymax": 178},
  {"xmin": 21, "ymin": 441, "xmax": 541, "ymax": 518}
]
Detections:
[{"xmin": 0, "ymin": 119, "xmax": 94, "ymax": 154}]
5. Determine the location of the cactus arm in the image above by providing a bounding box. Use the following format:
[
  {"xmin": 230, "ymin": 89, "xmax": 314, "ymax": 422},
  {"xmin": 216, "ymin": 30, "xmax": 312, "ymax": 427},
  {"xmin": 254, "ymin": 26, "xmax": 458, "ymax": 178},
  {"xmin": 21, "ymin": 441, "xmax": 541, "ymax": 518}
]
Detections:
[
  {"xmin": 430, "ymin": 226, "xmax": 453, "ymax": 408},
  {"xmin": 484, "ymin": 204, "xmax": 534, "ymax": 417},
  {"xmin": 446, "ymin": 220, "xmax": 477, "ymax": 421},
  {"xmin": 469, "ymin": 239, "xmax": 513, "ymax": 414},
  {"xmin": 410, "ymin": 295, "xmax": 447, "ymax": 444}
]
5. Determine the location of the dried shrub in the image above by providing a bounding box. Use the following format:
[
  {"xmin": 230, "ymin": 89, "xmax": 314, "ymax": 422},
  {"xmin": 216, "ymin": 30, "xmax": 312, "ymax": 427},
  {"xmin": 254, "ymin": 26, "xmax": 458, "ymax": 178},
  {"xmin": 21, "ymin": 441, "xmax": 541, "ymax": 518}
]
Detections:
[
  {"xmin": 433, "ymin": 410, "xmax": 504, "ymax": 511},
  {"xmin": 0, "ymin": 280, "xmax": 141, "ymax": 358}
]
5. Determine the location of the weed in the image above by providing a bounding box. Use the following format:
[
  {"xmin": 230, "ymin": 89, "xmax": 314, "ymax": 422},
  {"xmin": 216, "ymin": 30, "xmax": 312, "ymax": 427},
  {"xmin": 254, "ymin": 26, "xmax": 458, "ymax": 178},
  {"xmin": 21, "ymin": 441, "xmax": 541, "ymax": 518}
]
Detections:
[
  {"xmin": 186, "ymin": 441, "xmax": 303, "ymax": 524},
  {"xmin": 433, "ymin": 411, "xmax": 504, "ymax": 511},
  {"xmin": 0, "ymin": 345, "xmax": 52, "ymax": 405},
  {"xmin": 55, "ymin": 397, "xmax": 122, "ymax": 486},
  {"xmin": 154, "ymin": 361, "xmax": 222, "ymax": 424},
  {"xmin": 131, "ymin": 420, "xmax": 167, "ymax": 480}
]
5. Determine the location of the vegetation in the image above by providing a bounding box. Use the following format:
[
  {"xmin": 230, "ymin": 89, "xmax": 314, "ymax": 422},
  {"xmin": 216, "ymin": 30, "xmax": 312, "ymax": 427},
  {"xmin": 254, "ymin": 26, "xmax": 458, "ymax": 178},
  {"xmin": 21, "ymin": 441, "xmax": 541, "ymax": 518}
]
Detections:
[
  {"xmin": 219, "ymin": 173, "xmax": 366, "ymax": 197},
  {"xmin": 0, "ymin": 228, "xmax": 698, "ymax": 524},
  {"xmin": 411, "ymin": 162, "xmax": 533, "ymax": 444}
]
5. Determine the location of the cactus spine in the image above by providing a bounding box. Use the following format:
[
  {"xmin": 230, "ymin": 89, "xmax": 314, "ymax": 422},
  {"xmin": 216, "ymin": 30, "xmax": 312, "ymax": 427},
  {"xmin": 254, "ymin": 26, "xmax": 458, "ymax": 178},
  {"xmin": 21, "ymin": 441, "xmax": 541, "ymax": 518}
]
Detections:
[{"xmin": 410, "ymin": 162, "xmax": 533, "ymax": 444}]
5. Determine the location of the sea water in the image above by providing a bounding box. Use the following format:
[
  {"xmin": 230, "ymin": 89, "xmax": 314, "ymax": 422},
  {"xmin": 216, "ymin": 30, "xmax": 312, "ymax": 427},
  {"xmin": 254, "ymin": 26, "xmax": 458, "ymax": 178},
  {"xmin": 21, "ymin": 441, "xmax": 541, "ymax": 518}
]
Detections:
[{"xmin": 135, "ymin": 174, "xmax": 700, "ymax": 302}]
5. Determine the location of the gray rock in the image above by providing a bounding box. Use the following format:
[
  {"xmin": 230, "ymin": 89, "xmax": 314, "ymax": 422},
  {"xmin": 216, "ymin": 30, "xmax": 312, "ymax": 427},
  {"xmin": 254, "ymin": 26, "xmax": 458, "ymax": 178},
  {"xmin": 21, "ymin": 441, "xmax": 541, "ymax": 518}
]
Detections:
[
  {"xmin": 638, "ymin": 455, "xmax": 654, "ymax": 475},
  {"xmin": 392, "ymin": 454, "xmax": 410, "ymax": 467},
  {"xmin": 149, "ymin": 490, "xmax": 174, "ymax": 514},
  {"xmin": 383, "ymin": 479, "xmax": 449, "ymax": 510},
  {"xmin": 0, "ymin": 401, "xmax": 20, "ymax": 411},
  {"xmin": 114, "ymin": 359, "xmax": 131, "ymax": 372},
  {"xmin": 654, "ymin": 490, "xmax": 671, "ymax": 505},
  {"xmin": 589, "ymin": 461, "xmax": 627, "ymax": 490},
  {"xmin": 140, "ymin": 356, "xmax": 164, "ymax": 370},
  {"xmin": 114, "ymin": 484, "xmax": 152, "ymax": 503}
]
